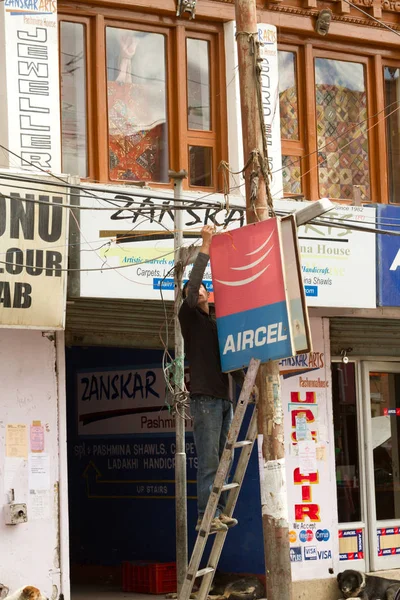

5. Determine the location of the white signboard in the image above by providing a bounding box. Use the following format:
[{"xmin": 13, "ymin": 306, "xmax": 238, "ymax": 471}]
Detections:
[
  {"xmin": 77, "ymin": 186, "xmax": 376, "ymax": 309},
  {"xmin": 0, "ymin": 175, "xmax": 69, "ymax": 328},
  {"xmin": 280, "ymin": 317, "xmax": 339, "ymax": 580},
  {"xmin": 2, "ymin": 0, "xmax": 61, "ymax": 172},
  {"xmin": 77, "ymin": 366, "xmax": 193, "ymax": 436},
  {"xmin": 258, "ymin": 23, "xmax": 283, "ymax": 200},
  {"xmin": 280, "ymin": 201, "xmax": 376, "ymax": 308},
  {"xmin": 223, "ymin": 22, "xmax": 283, "ymax": 199},
  {"xmin": 78, "ymin": 185, "xmax": 245, "ymax": 301}
]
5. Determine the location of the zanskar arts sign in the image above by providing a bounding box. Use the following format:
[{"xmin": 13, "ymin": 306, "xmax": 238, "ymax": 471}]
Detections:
[{"xmin": 0, "ymin": 176, "xmax": 68, "ymax": 328}]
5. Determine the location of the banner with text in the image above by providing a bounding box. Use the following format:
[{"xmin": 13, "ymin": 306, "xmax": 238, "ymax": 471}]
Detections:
[
  {"xmin": 2, "ymin": 0, "xmax": 61, "ymax": 172},
  {"xmin": 0, "ymin": 175, "xmax": 69, "ymax": 328},
  {"xmin": 280, "ymin": 202, "xmax": 376, "ymax": 308},
  {"xmin": 281, "ymin": 317, "xmax": 338, "ymax": 580},
  {"xmin": 77, "ymin": 365, "xmax": 192, "ymax": 436},
  {"xmin": 77, "ymin": 186, "xmax": 245, "ymax": 301},
  {"xmin": 76, "ymin": 187, "xmax": 376, "ymax": 308}
]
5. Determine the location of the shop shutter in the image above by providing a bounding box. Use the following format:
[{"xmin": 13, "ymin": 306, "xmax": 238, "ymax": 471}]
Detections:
[
  {"xmin": 330, "ymin": 317, "xmax": 400, "ymax": 358},
  {"xmin": 65, "ymin": 298, "xmax": 175, "ymax": 348}
]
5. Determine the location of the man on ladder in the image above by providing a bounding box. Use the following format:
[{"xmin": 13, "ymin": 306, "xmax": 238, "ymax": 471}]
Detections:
[{"xmin": 179, "ymin": 225, "xmax": 245, "ymax": 534}]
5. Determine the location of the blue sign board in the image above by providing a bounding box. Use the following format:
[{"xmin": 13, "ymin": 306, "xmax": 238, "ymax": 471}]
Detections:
[
  {"xmin": 377, "ymin": 204, "xmax": 400, "ymax": 306},
  {"xmin": 66, "ymin": 346, "xmax": 265, "ymax": 574}
]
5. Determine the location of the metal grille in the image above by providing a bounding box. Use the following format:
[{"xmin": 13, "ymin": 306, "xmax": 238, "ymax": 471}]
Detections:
[
  {"xmin": 65, "ymin": 298, "xmax": 175, "ymax": 348},
  {"xmin": 330, "ymin": 317, "xmax": 400, "ymax": 357}
]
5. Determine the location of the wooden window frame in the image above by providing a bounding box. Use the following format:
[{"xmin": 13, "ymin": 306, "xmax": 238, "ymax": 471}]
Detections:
[
  {"xmin": 58, "ymin": 6, "xmax": 228, "ymax": 191},
  {"xmin": 59, "ymin": 15, "xmax": 94, "ymax": 180},
  {"xmin": 278, "ymin": 44, "xmax": 307, "ymax": 198},
  {"xmin": 279, "ymin": 41, "xmax": 394, "ymax": 204},
  {"xmin": 311, "ymin": 48, "xmax": 378, "ymax": 205},
  {"xmin": 380, "ymin": 58, "xmax": 400, "ymax": 205},
  {"xmin": 185, "ymin": 31, "xmax": 217, "ymax": 190},
  {"xmin": 278, "ymin": 33, "xmax": 400, "ymax": 204}
]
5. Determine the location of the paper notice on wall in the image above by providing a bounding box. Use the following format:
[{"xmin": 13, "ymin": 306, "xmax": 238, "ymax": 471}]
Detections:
[
  {"xmin": 258, "ymin": 436, "xmax": 289, "ymax": 522},
  {"xmin": 29, "ymin": 489, "xmax": 50, "ymax": 520},
  {"xmin": 298, "ymin": 440, "xmax": 317, "ymax": 475},
  {"xmin": 28, "ymin": 453, "xmax": 50, "ymax": 490},
  {"xmin": 4, "ymin": 457, "xmax": 26, "ymax": 493},
  {"xmin": 6, "ymin": 424, "xmax": 28, "ymax": 458},
  {"xmin": 316, "ymin": 444, "xmax": 327, "ymax": 462},
  {"xmin": 30, "ymin": 421, "xmax": 45, "ymax": 453},
  {"xmin": 262, "ymin": 457, "xmax": 289, "ymax": 522}
]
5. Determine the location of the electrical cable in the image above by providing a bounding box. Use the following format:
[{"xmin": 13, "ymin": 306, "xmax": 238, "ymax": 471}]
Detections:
[
  {"xmin": 270, "ymin": 98, "xmax": 400, "ymax": 183},
  {"xmin": 2, "ymin": 209, "xmax": 400, "ymax": 277},
  {"xmin": 158, "ymin": 263, "xmax": 190, "ymax": 421},
  {"xmin": 0, "ymin": 151, "xmax": 246, "ymax": 209},
  {"xmin": 2, "ymin": 95, "xmax": 399, "ymax": 213},
  {"xmin": 5, "ymin": 99, "xmax": 399, "ymax": 208},
  {"xmin": 0, "ymin": 172, "xmax": 239, "ymax": 209},
  {"xmin": 270, "ymin": 101, "xmax": 400, "ymax": 203},
  {"xmin": 0, "ymin": 189, "xmax": 232, "ymax": 213},
  {"xmin": 0, "ymin": 211, "xmax": 400, "ymax": 272}
]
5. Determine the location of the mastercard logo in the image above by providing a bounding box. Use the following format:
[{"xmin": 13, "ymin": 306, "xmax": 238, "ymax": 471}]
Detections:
[{"xmin": 289, "ymin": 530, "xmax": 297, "ymax": 543}]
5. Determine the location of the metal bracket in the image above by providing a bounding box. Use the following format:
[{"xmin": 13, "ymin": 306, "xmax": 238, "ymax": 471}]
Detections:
[
  {"xmin": 340, "ymin": 347, "xmax": 353, "ymax": 364},
  {"xmin": 176, "ymin": 0, "xmax": 197, "ymax": 19}
]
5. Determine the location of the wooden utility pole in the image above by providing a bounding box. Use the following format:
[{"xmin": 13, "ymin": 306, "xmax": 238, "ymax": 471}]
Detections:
[{"xmin": 234, "ymin": 2, "xmax": 293, "ymax": 599}]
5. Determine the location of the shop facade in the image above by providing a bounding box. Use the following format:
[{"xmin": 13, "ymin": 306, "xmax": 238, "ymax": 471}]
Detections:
[{"xmin": 1, "ymin": 0, "xmax": 400, "ymax": 598}]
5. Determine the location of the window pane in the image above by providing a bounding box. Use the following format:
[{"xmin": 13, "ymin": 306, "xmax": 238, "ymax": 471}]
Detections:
[
  {"xmin": 315, "ymin": 58, "xmax": 370, "ymax": 201},
  {"xmin": 332, "ymin": 363, "xmax": 362, "ymax": 523},
  {"xmin": 369, "ymin": 372, "xmax": 400, "ymax": 520},
  {"xmin": 282, "ymin": 155, "xmax": 302, "ymax": 194},
  {"xmin": 278, "ymin": 51, "xmax": 299, "ymax": 140},
  {"xmin": 385, "ymin": 67, "xmax": 400, "ymax": 204},
  {"xmin": 187, "ymin": 39, "xmax": 211, "ymax": 131},
  {"xmin": 189, "ymin": 146, "xmax": 212, "ymax": 186},
  {"xmin": 60, "ymin": 22, "xmax": 88, "ymax": 178},
  {"xmin": 106, "ymin": 28, "xmax": 168, "ymax": 182}
]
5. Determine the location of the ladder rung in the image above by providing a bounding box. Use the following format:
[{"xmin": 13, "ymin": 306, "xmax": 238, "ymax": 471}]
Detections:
[
  {"xmin": 234, "ymin": 440, "xmax": 253, "ymax": 448},
  {"xmin": 196, "ymin": 567, "xmax": 215, "ymax": 578},
  {"xmin": 221, "ymin": 482, "xmax": 240, "ymax": 492}
]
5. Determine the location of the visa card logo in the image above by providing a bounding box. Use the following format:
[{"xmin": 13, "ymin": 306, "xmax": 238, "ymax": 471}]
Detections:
[{"xmin": 304, "ymin": 546, "xmax": 317, "ymax": 560}]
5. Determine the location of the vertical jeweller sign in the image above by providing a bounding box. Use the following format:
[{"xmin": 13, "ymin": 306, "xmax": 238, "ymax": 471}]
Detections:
[{"xmin": 2, "ymin": 0, "xmax": 61, "ymax": 172}]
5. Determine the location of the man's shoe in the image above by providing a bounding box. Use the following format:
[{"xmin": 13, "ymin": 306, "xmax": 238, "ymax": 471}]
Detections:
[
  {"xmin": 195, "ymin": 517, "xmax": 229, "ymax": 533},
  {"xmin": 210, "ymin": 517, "xmax": 228, "ymax": 533},
  {"xmin": 219, "ymin": 513, "xmax": 238, "ymax": 528}
]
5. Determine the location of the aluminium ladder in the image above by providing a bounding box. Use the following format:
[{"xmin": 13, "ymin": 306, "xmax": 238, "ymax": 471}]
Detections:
[{"xmin": 178, "ymin": 357, "xmax": 261, "ymax": 600}]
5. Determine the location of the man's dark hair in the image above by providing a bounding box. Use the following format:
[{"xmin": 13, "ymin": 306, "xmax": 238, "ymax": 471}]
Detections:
[{"xmin": 182, "ymin": 280, "xmax": 208, "ymax": 298}]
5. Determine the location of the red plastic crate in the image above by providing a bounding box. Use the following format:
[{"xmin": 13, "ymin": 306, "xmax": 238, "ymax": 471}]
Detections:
[{"xmin": 122, "ymin": 561, "xmax": 177, "ymax": 594}]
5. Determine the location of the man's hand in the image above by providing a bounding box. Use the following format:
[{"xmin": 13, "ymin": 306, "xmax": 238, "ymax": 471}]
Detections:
[{"xmin": 200, "ymin": 225, "xmax": 215, "ymax": 255}]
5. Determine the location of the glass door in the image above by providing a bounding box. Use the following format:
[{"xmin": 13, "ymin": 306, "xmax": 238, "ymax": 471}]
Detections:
[
  {"xmin": 363, "ymin": 362, "xmax": 400, "ymax": 571},
  {"xmin": 333, "ymin": 361, "xmax": 368, "ymax": 572}
]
